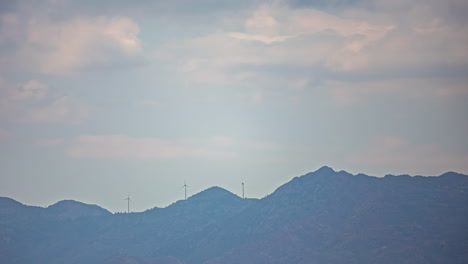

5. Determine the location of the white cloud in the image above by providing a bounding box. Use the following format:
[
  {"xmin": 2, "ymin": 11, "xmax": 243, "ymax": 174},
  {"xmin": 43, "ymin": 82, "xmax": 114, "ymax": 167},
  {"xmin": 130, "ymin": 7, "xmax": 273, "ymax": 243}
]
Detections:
[
  {"xmin": 227, "ymin": 32, "xmax": 296, "ymax": 44},
  {"xmin": 165, "ymin": 1, "xmax": 468, "ymax": 105},
  {"xmin": 27, "ymin": 16, "xmax": 143, "ymax": 74},
  {"xmin": 67, "ymin": 135, "xmax": 237, "ymax": 160},
  {"xmin": 0, "ymin": 12, "xmax": 144, "ymax": 75},
  {"xmin": 174, "ymin": 2, "xmax": 394, "ymax": 82},
  {"xmin": 230, "ymin": 4, "xmax": 392, "ymax": 47}
]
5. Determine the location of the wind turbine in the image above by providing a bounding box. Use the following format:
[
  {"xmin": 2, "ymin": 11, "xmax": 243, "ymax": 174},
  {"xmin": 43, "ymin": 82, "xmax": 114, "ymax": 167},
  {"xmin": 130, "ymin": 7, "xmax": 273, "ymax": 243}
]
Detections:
[
  {"xmin": 182, "ymin": 180, "xmax": 190, "ymax": 200},
  {"xmin": 124, "ymin": 193, "xmax": 132, "ymax": 213},
  {"xmin": 242, "ymin": 180, "xmax": 245, "ymax": 199}
]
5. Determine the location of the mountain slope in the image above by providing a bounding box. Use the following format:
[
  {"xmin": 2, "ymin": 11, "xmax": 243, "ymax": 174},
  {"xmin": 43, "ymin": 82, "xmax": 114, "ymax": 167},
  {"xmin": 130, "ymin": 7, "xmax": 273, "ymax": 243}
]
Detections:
[
  {"xmin": 0, "ymin": 167, "xmax": 467, "ymax": 264},
  {"xmin": 207, "ymin": 168, "xmax": 468, "ymax": 264}
]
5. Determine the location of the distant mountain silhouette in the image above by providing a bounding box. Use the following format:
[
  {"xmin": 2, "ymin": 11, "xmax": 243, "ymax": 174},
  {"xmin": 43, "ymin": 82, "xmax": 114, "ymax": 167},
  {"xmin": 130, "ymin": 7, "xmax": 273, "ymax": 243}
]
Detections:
[
  {"xmin": 47, "ymin": 200, "xmax": 111, "ymax": 220},
  {"xmin": 1, "ymin": 166, "xmax": 467, "ymax": 264}
]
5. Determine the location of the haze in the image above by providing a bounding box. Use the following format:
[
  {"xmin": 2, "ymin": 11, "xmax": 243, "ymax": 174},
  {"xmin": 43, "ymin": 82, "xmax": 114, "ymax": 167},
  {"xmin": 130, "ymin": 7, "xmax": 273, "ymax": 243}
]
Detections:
[{"xmin": 0, "ymin": 0, "xmax": 467, "ymax": 212}]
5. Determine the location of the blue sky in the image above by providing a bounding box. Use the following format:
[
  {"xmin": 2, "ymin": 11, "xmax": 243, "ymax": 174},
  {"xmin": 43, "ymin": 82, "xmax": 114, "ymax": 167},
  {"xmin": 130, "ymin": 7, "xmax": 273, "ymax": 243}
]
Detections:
[{"xmin": 1, "ymin": 0, "xmax": 467, "ymax": 212}]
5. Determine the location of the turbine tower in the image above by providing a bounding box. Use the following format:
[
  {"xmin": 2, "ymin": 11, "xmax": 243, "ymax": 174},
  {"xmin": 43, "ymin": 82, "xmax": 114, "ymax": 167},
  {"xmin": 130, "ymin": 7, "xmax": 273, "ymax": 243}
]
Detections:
[
  {"xmin": 124, "ymin": 193, "xmax": 131, "ymax": 213},
  {"xmin": 242, "ymin": 181, "xmax": 245, "ymax": 199},
  {"xmin": 182, "ymin": 180, "xmax": 190, "ymax": 200}
]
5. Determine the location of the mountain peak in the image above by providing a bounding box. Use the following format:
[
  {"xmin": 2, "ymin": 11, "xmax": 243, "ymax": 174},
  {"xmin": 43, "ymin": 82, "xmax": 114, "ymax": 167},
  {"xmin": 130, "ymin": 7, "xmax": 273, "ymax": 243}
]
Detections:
[
  {"xmin": 48, "ymin": 199, "xmax": 86, "ymax": 208},
  {"xmin": 440, "ymin": 171, "xmax": 466, "ymax": 178},
  {"xmin": 313, "ymin": 165, "xmax": 336, "ymax": 174},
  {"xmin": 47, "ymin": 199, "xmax": 110, "ymax": 220},
  {"xmin": 189, "ymin": 186, "xmax": 240, "ymax": 201}
]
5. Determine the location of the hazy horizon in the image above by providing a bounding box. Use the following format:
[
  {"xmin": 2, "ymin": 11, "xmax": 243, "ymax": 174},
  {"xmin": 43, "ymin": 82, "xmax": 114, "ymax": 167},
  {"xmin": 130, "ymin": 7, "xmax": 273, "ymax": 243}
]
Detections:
[
  {"xmin": 1, "ymin": 0, "xmax": 468, "ymax": 212},
  {"xmin": 1, "ymin": 166, "xmax": 464, "ymax": 213}
]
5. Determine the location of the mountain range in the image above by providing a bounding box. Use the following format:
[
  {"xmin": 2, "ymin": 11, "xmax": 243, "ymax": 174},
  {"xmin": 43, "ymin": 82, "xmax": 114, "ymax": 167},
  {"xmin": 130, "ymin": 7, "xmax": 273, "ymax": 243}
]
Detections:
[{"xmin": 1, "ymin": 166, "xmax": 467, "ymax": 264}]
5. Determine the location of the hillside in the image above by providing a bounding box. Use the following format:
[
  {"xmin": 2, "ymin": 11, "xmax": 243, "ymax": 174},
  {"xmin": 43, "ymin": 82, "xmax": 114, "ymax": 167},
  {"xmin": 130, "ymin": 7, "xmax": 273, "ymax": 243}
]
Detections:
[{"xmin": 0, "ymin": 167, "xmax": 467, "ymax": 264}]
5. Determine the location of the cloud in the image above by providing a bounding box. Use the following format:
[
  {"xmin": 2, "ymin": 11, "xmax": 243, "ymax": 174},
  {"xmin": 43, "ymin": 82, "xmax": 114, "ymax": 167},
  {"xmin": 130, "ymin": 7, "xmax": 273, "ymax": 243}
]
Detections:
[
  {"xmin": 29, "ymin": 16, "xmax": 143, "ymax": 74},
  {"xmin": 161, "ymin": 0, "xmax": 468, "ymax": 106},
  {"xmin": 58, "ymin": 135, "xmax": 287, "ymax": 161},
  {"xmin": 0, "ymin": 11, "xmax": 144, "ymax": 74},
  {"xmin": 12, "ymin": 80, "xmax": 48, "ymax": 101},
  {"xmin": 230, "ymin": 4, "xmax": 392, "ymax": 47},
  {"xmin": 29, "ymin": 96, "xmax": 91, "ymax": 124},
  {"xmin": 37, "ymin": 138, "xmax": 66, "ymax": 147},
  {"xmin": 66, "ymin": 135, "xmax": 237, "ymax": 160},
  {"xmin": 227, "ymin": 32, "xmax": 296, "ymax": 44},
  {"xmin": 0, "ymin": 79, "xmax": 91, "ymax": 124},
  {"xmin": 211, "ymin": 136, "xmax": 235, "ymax": 147},
  {"xmin": 324, "ymin": 77, "xmax": 468, "ymax": 105},
  {"xmin": 0, "ymin": 13, "xmax": 21, "ymax": 44},
  {"xmin": 347, "ymin": 136, "xmax": 468, "ymax": 175},
  {"xmin": 172, "ymin": 2, "xmax": 394, "ymax": 85}
]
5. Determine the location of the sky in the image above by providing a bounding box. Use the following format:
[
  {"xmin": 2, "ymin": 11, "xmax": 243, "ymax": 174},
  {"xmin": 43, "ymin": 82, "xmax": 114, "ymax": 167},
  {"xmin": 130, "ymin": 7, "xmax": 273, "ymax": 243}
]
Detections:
[{"xmin": 1, "ymin": 0, "xmax": 467, "ymax": 212}]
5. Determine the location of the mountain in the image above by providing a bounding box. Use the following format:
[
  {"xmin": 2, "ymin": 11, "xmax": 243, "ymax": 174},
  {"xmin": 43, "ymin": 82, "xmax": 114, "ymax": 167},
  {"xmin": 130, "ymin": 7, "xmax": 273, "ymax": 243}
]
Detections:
[
  {"xmin": 0, "ymin": 197, "xmax": 43, "ymax": 222},
  {"xmin": 0, "ymin": 198, "xmax": 111, "ymax": 223},
  {"xmin": 207, "ymin": 168, "xmax": 468, "ymax": 264},
  {"xmin": 0, "ymin": 166, "xmax": 467, "ymax": 264},
  {"xmin": 0, "ymin": 198, "xmax": 112, "ymax": 264},
  {"xmin": 46, "ymin": 200, "xmax": 111, "ymax": 220}
]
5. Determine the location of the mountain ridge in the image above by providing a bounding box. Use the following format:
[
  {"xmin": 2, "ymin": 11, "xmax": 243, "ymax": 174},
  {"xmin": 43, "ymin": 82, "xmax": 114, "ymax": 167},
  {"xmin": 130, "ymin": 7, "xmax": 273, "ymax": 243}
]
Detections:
[
  {"xmin": 3, "ymin": 166, "xmax": 466, "ymax": 213},
  {"xmin": 1, "ymin": 167, "xmax": 467, "ymax": 264}
]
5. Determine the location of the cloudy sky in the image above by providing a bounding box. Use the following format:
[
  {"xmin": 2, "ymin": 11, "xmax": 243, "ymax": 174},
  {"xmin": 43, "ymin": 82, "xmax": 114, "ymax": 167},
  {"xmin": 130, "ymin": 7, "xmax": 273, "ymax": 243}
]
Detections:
[{"xmin": 1, "ymin": 0, "xmax": 467, "ymax": 212}]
